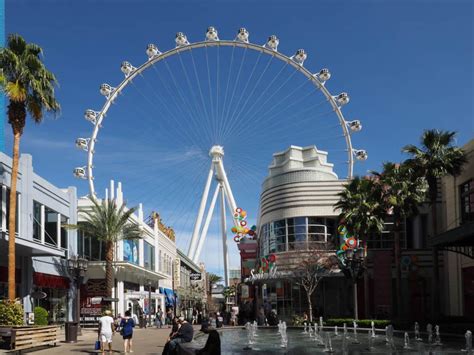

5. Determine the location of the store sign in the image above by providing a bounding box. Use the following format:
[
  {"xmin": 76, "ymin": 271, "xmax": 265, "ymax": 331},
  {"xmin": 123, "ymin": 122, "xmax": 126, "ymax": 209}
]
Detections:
[
  {"xmin": 190, "ymin": 273, "xmax": 201, "ymax": 281},
  {"xmin": 244, "ymin": 265, "xmax": 289, "ymax": 283}
]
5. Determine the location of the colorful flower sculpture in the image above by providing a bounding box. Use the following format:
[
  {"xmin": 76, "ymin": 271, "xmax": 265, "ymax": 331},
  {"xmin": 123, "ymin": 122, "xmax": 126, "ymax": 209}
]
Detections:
[
  {"xmin": 336, "ymin": 224, "xmax": 359, "ymax": 265},
  {"xmin": 231, "ymin": 207, "xmax": 257, "ymax": 243}
]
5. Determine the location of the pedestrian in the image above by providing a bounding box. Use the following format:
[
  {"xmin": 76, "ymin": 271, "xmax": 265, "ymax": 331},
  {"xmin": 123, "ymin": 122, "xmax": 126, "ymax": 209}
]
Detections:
[
  {"xmin": 156, "ymin": 306, "xmax": 163, "ymax": 328},
  {"xmin": 120, "ymin": 310, "xmax": 135, "ymax": 353},
  {"xmin": 216, "ymin": 312, "xmax": 223, "ymax": 328},
  {"xmin": 98, "ymin": 309, "xmax": 115, "ymax": 354},
  {"xmin": 162, "ymin": 317, "xmax": 194, "ymax": 355}
]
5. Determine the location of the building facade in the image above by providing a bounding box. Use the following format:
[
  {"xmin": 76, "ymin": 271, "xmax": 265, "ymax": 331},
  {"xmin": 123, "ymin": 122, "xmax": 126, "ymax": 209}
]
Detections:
[
  {"xmin": 0, "ymin": 153, "xmax": 77, "ymax": 323},
  {"xmin": 77, "ymin": 181, "xmax": 175, "ymax": 323},
  {"xmin": 250, "ymin": 146, "xmax": 350, "ymax": 320},
  {"xmin": 438, "ymin": 139, "xmax": 474, "ymax": 319}
]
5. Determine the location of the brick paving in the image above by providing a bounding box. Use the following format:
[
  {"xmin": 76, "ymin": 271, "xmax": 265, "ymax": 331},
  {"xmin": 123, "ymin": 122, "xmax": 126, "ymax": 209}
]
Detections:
[{"xmin": 18, "ymin": 326, "xmax": 196, "ymax": 355}]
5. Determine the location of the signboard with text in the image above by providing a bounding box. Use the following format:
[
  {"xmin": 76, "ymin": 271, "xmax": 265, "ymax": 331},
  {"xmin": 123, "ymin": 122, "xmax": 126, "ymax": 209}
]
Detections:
[{"xmin": 190, "ymin": 273, "xmax": 202, "ymax": 281}]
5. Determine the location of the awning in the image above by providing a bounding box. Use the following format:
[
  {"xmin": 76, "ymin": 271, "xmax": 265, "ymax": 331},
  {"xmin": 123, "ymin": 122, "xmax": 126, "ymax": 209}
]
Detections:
[{"xmin": 432, "ymin": 221, "xmax": 474, "ymax": 247}]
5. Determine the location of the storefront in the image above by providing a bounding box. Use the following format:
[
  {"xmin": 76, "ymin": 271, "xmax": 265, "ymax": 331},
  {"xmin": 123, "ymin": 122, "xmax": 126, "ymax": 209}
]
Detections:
[{"xmin": 32, "ymin": 272, "xmax": 69, "ymax": 324}]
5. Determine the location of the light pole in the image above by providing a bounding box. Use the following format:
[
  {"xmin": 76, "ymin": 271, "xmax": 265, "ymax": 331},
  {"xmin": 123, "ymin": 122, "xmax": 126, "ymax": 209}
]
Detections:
[
  {"xmin": 338, "ymin": 247, "xmax": 366, "ymax": 320},
  {"xmin": 67, "ymin": 256, "xmax": 88, "ymax": 337},
  {"xmin": 147, "ymin": 279, "xmax": 152, "ymax": 327}
]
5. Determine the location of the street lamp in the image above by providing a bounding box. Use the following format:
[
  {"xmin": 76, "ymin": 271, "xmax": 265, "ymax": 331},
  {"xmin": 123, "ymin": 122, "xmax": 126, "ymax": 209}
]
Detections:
[
  {"xmin": 147, "ymin": 279, "xmax": 152, "ymax": 328},
  {"xmin": 67, "ymin": 256, "xmax": 88, "ymax": 339},
  {"xmin": 338, "ymin": 247, "xmax": 366, "ymax": 320}
]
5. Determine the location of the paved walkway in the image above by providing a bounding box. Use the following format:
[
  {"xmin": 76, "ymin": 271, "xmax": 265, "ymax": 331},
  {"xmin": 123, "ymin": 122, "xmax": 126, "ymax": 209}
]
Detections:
[{"xmin": 19, "ymin": 327, "xmax": 185, "ymax": 355}]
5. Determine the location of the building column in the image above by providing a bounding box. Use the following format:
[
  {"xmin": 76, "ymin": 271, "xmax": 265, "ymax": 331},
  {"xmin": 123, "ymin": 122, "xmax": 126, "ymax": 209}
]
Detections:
[
  {"xmin": 117, "ymin": 280, "xmax": 125, "ymax": 316},
  {"xmin": 21, "ymin": 256, "xmax": 33, "ymax": 316},
  {"xmin": 40, "ymin": 205, "xmax": 45, "ymax": 244}
]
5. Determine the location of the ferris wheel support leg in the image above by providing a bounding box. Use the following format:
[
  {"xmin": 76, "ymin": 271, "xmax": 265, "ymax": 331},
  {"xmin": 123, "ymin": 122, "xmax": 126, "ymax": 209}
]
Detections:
[
  {"xmin": 220, "ymin": 185, "xmax": 229, "ymax": 287},
  {"xmin": 188, "ymin": 163, "xmax": 214, "ymax": 259},
  {"xmin": 216, "ymin": 160, "xmax": 238, "ymax": 222},
  {"xmin": 193, "ymin": 183, "xmax": 220, "ymax": 263}
]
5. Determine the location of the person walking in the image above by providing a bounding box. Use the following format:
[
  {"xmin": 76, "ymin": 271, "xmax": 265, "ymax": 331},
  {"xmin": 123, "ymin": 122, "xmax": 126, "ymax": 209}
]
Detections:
[
  {"xmin": 98, "ymin": 310, "xmax": 115, "ymax": 354},
  {"xmin": 155, "ymin": 306, "xmax": 163, "ymax": 328},
  {"xmin": 120, "ymin": 310, "xmax": 135, "ymax": 353}
]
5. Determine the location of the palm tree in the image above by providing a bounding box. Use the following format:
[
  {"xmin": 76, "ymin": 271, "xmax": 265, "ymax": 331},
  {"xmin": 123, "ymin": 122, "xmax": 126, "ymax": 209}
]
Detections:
[
  {"xmin": 0, "ymin": 34, "xmax": 60, "ymax": 300},
  {"xmin": 207, "ymin": 273, "xmax": 223, "ymax": 289},
  {"xmin": 334, "ymin": 176, "xmax": 386, "ymax": 317},
  {"xmin": 69, "ymin": 197, "xmax": 142, "ymax": 297},
  {"xmin": 403, "ymin": 129, "xmax": 467, "ymax": 317},
  {"xmin": 373, "ymin": 162, "xmax": 427, "ymax": 318}
]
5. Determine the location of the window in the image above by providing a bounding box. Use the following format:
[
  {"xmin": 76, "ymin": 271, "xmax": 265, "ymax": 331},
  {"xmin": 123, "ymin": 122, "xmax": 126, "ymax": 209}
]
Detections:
[
  {"xmin": 460, "ymin": 179, "xmax": 474, "ymax": 224},
  {"xmin": 288, "ymin": 217, "xmax": 306, "ymax": 250},
  {"xmin": 144, "ymin": 242, "xmax": 155, "ymax": 270},
  {"xmin": 33, "ymin": 201, "xmax": 41, "ymax": 241},
  {"xmin": 60, "ymin": 215, "xmax": 68, "ymax": 250},
  {"xmin": 44, "ymin": 207, "xmax": 58, "ymax": 246},
  {"xmin": 78, "ymin": 230, "xmax": 105, "ymax": 261}
]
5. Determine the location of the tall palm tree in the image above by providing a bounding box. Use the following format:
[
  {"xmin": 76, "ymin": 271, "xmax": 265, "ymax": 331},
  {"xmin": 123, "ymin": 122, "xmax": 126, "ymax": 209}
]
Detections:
[
  {"xmin": 70, "ymin": 197, "xmax": 142, "ymax": 297},
  {"xmin": 207, "ymin": 273, "xmax": 223, "ymax": 289},
  {"xmin": 334, "ymin": 176, "xmax": 386, "ymax": 317},
  {"xmin": 0, "ymin": 34, "xmax": 60, "ymax": 300},
  {"xmin": 403, "ymin": 129, "xmax": 467, "ymax": 318},
  {"xmin": 373, "ymin": 162, "xmax": 427, "ymax": 318}
]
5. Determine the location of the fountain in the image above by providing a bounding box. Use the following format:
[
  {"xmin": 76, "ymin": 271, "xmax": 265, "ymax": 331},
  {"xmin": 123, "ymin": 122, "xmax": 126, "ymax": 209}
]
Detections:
[
  {"xmin": 243, "ymin": 322, "xmax": 254, "ymax": 350},
  {"xmin": 367, "ymin": 329, "xmax": 374, "ymax": 350},
  {"xmin": 385, "ymin": 325, "xmax": 395, "ymax": 348},
  {"xmin": 334, "ymin": 325, "xmax": 339, "ymax": 336},
  {"xmin": 370, "ymin": 321, "xmax": 376, "ymax": 338},
  {"xmin": 427, "ymin": 323, "xmax": 433, "ymax": 344},
  {"xmin": 279, "ymin": 321, "xmax": 288, "ymax": 348},
  {"xmin": 434, "ymin": 325, "xmax": 443, "ymax": 346},
  {"xmin": 403, "ymin": 332, "xmax": 411, "ymax": 349},
  {"xmin": 352, "ymin": 320, "xmax": 360, "ymax": 344},
  {"xmin": 414, "ymin": 321, "xmax": 422, "ymax": 341},
  {"xmin": 462, "ymin": 330, "xmax": 472, "ymax": 353},
  {"xmin": 319, "ymin": 316, "xmax": 324, "ymax": 329},
  {"xmin": 303, "ymin": 322, "xmax": 308, "ymax": 334},
  {"xmin": 343, "ymin": 323, "xmax": 348, "ymax": 338},
  {"xmin": 324, "ymin": 332, "xmax": 334, "ymax": 353}
]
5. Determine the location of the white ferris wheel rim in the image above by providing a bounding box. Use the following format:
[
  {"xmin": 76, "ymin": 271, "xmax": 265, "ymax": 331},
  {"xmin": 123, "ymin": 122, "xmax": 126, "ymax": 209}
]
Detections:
[{"xmin": 79, "ymin": 32, "xmax": 365, "ymax": 198}]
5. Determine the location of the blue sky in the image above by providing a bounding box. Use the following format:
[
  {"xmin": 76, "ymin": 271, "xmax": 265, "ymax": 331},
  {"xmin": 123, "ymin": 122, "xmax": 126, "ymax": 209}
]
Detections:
[{"xmin": 4, "ymin": 0, "xmax": 473, "ymax": 276}]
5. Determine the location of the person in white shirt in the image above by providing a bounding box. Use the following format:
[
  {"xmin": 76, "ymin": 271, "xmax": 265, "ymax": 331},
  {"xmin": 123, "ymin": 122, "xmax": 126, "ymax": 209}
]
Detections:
[{"xmin": 98, "ymin": 310, "xmax": 115, "ymax": 354}]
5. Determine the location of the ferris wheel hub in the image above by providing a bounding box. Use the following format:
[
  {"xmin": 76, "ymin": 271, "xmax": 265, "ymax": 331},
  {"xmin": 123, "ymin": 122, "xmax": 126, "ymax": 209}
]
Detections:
[{"xmin": 209, "ymin": 145, "xmax": 224, "ymax": 159}]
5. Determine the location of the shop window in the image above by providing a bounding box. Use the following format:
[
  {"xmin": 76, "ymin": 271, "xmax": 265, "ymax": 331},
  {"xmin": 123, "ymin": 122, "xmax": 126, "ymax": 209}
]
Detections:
[
  {"xmin": 144, "ymin": 242, "xmax": 155, "ymax": 270},
  {"xmin": 460, "ymin": 179, "xmax": 474, "ymax": 224},
  {"xmin": 33, "ymin": 201, "xmax": 41, "ymax": 241},
  {"xmin": 44, "ymin": 207, "xmax": 58, "ymax": 246},
  {"xmin": 60, "ymin": 215, "xmax": 68, "ymax": 250}
]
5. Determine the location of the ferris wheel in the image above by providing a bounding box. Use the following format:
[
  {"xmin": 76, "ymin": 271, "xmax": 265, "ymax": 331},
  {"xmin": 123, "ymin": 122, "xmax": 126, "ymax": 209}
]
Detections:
[{"xmin": 73, "ymin": 27, "xmax": 367, "ymax": 284}]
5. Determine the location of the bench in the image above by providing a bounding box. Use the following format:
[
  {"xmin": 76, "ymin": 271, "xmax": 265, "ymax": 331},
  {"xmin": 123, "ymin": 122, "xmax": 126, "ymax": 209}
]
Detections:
[{"xmin": 3, "ymin": 326, "xmax": 59, "ymax": 353}]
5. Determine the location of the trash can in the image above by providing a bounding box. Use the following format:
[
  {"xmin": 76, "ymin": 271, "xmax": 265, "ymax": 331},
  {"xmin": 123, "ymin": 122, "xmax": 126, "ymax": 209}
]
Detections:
[
  {"xmin": 65, "ymin": 321, "xmax": 78, "ymax": 343},
  {"xmin": 139, "ymin": 317, "xmax": 146, "ymax": 328}
]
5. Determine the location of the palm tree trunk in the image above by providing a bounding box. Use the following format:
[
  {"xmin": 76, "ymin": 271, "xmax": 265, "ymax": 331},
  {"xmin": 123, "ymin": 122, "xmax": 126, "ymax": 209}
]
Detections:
[
  {"xmin": 8, "ymin": 131, "xmax": 21, "ymax": 300},
  {"xmin": 105, "ymin": 241, "xmax": 114, "ymax": 298},
  {"xmin": 394, "ymin": 219, "xmax": 402, "ymax": 319}
]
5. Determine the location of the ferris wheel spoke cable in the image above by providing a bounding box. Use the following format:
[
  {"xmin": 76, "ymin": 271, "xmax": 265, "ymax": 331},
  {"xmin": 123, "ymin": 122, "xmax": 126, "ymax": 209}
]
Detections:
[
  {"xmin": 130, "ymin": 76, "xmax": 206, "ymax": 152},
  {"xmin": 162, "ymin": 58, "xmax": 214, "ymax": 146},
  {"xmin": 220, "ymin": 55, "xmax": 276, "ymax": 142},
  {"xmin": 235, "ymin": 77, "xmax": 320, "ymax": 137},
  {"xmin": 218, "ymin": 45, "xmax": 236, "ymax": 142},
  {"xmin": 215, "ymin": 46, "xmax": 220, "ymax": 144},
  {"xmin": 204, "ymin": 47, "xmax": 218, "ymax": 142},
  {"xmin": 221, "ymin": 60, "xmax": 288, "ymax": 142},
  {"xmin": 189, "ymin": 49, "xmax": 215, "ymax": 140},
  {"xmin": 176, "ymin": 52, "xmax": 214, "ymax": 141},
  {"xmin": 218, "ymin": 51, "xmax": 263, "ymax": 144},
  {"xmin": 220, "ymin": 47, "xmax": 248, "ymax": 138}
]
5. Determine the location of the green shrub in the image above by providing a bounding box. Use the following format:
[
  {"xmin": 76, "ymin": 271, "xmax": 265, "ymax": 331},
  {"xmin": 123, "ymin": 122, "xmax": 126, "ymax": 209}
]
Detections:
[
  {"xmin": 34, "ymin": 306, "xmax": 48, "ymax": 326},
  {"xmin": 0, "ymin": 299, "xmax": 24, "ymax": 326},
  {"xmin": 325, "ymin": 318, "xmax": 390, "ymax": 327}
]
